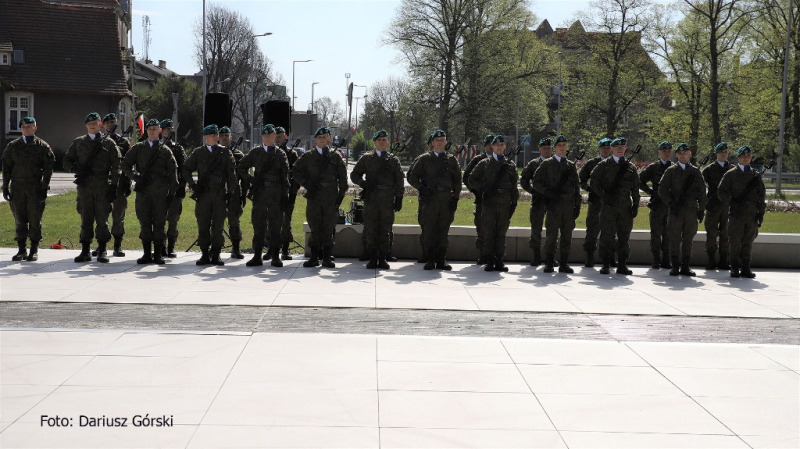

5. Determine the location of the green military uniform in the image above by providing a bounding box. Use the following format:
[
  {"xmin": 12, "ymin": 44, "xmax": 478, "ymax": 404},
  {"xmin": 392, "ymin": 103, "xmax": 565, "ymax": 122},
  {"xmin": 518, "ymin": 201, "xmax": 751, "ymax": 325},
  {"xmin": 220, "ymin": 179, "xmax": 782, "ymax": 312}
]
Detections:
[
  {"xmin": 122, "ymin": 125, "xmax": 178, "ymax": 265},
  {"xmin": 468, "ymin": 138, "xmax": 518, "ymax": 272},
  {"xmin": 240, "ymin": 125, "xmax": 290, "ymax": 267},
  {"xmin": 702, "ymin": 142, "xmax": 732, "ymax": 270},
  {"xmin": 408, "ymin": 130, "xmax": 462, "ymax": 270},
  {"xmin": 462, "ymin": 135, "xmax": 493, "ymax": 264},
  {"xmin": 579, "ymin": 138, "xmax": 611, "ymax": 267},
  {"xmin": 407, "ymin": 151, "xmax": 427, "ymax": 263},
  {"xmin": 639, "ymin": 142, "xmax": 673, "ymax": 269},
  {"xmin": 160, "ymin": 120, "xmax": 187, "ymax": 258},
  {"xmin": 1, "ymin": 118, "xmax": 55, "ymax": 262},
  {"xmin": 590, "ymin": 142, "xmax": 640, "ymax": 275},
  {"xmin": 184, "ymin": 125, "xmax": 238, "ymax": 266},
  {"xmin": 717, "ymin": 146, "xmax": 765, "ymax": 278},
  {"xmin": 102, "ymin": 114, "xmax": 132, "ymax": 257},
  {"xmin": 63, "ymin": 112, "xmax": 122, "ymax": 263},
  {"xmin": 220, "ymin": 127, "xmax": 245, "ymax": 259},
  {"xmin": 293, "ymin": 127, "xmax": 348, "ymax": 268},
  {"xmin": 658, "ymin": 143, "xmax": 708, "ymax": 276},
  {"xmin": 277, "ymin": 129, "xmax": 300, "ymax": 259},
  {"xmin": 350, "ymin": 130, "xmax": 405, "ymax": 269},
  {"xmin": 519, "ymin": 138, "xmax": 551, "ymax": 266},
  {"xmin": 532, "ymin": 136, "xmax": 580, "ymax": 273}
]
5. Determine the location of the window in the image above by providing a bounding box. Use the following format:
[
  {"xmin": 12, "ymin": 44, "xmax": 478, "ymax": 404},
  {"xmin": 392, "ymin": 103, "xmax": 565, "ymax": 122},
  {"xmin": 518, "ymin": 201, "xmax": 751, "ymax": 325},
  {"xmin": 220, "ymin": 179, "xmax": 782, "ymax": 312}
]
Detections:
[
  {"xmin": 6, "ymin": 92, "xmax": 34, "ymax": 133},
  {"xmin": 0, "ymin": 53, "xmax": 9, "ymax": 66}
]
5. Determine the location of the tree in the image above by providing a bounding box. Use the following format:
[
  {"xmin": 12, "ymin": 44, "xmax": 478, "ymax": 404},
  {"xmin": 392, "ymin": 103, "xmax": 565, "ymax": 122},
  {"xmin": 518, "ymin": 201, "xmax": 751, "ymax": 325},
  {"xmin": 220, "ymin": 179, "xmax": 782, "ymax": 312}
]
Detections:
[
  {"xmin": 362, "ymin": 77, "xmax": 408, "ymax": 138},
  {"xmin": 313, "ymin": 97, "xmax": 345, "ymax": 127},
  {"xmin": 135, "ymin": 75, "xmax": 203, "ymax": 147}
]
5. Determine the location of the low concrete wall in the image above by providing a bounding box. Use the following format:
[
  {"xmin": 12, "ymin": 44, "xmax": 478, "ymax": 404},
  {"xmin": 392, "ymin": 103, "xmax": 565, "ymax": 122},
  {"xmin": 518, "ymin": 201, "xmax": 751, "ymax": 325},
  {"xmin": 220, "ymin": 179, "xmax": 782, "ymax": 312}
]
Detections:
[{"xmin": 304, "ymin": 223, "xmax": 800, "ymax": 269}]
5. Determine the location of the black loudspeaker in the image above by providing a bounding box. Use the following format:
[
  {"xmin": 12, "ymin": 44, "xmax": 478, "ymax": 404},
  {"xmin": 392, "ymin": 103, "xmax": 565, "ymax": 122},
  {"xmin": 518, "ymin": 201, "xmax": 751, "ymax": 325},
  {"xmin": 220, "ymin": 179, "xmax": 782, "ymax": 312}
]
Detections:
[
  {"xmin": 204, "ymin": 93, "xmax": 232, "ymax": 127},
  {"xmin": 260, "ymin": 100, "xmax": 292, "ymax": 133}
]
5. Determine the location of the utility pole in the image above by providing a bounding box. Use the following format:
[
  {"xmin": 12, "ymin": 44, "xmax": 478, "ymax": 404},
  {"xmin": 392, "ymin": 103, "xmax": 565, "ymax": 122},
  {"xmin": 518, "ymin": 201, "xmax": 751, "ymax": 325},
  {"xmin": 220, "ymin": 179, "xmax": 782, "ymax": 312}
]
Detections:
[{"xmin": 776, "ymin": 1, "xmax": 793, "ymax": 195}]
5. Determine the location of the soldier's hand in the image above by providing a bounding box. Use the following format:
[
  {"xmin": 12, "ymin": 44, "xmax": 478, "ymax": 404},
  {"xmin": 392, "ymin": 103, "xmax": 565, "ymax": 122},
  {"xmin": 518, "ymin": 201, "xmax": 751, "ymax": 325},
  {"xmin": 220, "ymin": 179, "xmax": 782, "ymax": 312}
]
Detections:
[
  {"xmin": 449, "ymin": 196, "xmax": 459, "ymax": 213},
  {"xmin": 394, "ymin": 196, "xmax": 403, "ymax": 212},
  {"xmin": 106, "ymin": 185, "xmax": 117, "ymax": 203},
  {"xmin": 631, "ymin": 205, "xmax": 639, "ymax": 218},
  {"xmin": 176, "ymin": 186, "xmax": 186, "ymax": 199},
  {"xmin": 36, "ymin": 188, "xmax": 48, "ymax": 202},
  {"xmin": 756, "ymin": 213, "xmax": 764, "ymax": 228},
  {"xmin": 697, "ymin": 210, "xmax": 705, "ymax": 223},
  {"xmin": 2, "ymin": 188, "xmax": 11, "ymax": 201},
  {"xmin": 240, "ymin": 194, "xmax": 247, "ymax": 209},
  {"xmin": 574, "ymin": 205, "xmax": 582, "ymax": 219}
]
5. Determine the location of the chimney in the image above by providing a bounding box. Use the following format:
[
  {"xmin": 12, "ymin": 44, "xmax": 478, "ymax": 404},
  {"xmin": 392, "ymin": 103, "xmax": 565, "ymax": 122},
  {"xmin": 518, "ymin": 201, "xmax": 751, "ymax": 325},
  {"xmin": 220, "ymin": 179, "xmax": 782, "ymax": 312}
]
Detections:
[{"xmin": 158, "ymin": 60, "xmax": 166, "ymax": 69}]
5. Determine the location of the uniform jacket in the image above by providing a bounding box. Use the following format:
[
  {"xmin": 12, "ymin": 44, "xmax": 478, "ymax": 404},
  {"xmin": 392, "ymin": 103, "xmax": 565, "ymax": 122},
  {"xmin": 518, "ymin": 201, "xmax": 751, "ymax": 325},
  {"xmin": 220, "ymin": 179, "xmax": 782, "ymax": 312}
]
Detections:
[
  {"xmin": 717, "ymin": 165, "xmax": 766, "ymax": 218},
  {"xmin": 163, "ymin": 139, "xmax": 187, "ymax": 189},
  {"xmin": 589, "ymin": 156, "xmax": 641, "ymax": 207},
  {"xmin": 463, "ymin": 152, "xmax": 490, "ymax": 196},
  {"xmin": 639, "ymin": 159, "xmax": 672, "ymax": 206},
  {"xmin": 702, "ymin": 160, "xmax": 731, "ymax": 210},
  {"xmin": 658, "ymin": 162, "xmax": 708, "ymax": 211},
  {"xmin": 350, "ymin": 150, "xmax": 405, "ymax": 200},
  {"xmin": 579, "ymin": 156, "xmax": 604, "ymax": 204},
  {"xmin": 184, "ymin": 145, "xmax": 238, "ymax": 195},
  {"xmin": 1, "ymin": 136, "xmax": 55, "ymax": 188},
  {"xmin": 238, "ymin": 145, "xmax": 290, "ymax": 194},
  {"xmin": 63, "ymin": 134, "xmax": 121, "ymax": 187},
  {"xmin": 520, "ymin": 156, "xmax": 546, "ymax": 198},
  {"xmin": 293, "ymin": 147, "xmax": 348, "ymax": 197},
  {"xmin": 408, "ymin": 151, "xmax": 462, "ymax": 200},
  {"xmin": 532, "ymin": 156, "xmax": 581, "ymax": 208},
  {"xmin": 468, "ymin": 155, "xmax": 519, "ymax": 208},
  {"xmin": 122, "ymin": 141, "xmax": 179, "ymax": 194}
]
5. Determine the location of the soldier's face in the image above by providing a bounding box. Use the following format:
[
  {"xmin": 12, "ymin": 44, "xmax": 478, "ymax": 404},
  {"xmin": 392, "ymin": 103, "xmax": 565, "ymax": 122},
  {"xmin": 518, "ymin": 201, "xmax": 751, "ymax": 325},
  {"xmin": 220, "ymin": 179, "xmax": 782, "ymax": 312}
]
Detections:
[
  {"xmin": 314, "ymin": 134, "xmax": 331, "ymax": 148},
  {"xmin": 161, "ymin": 127, "xmax": 174, "ymax": 139},
  {"xmin": 146, "ymin": 126, "xmax": 160, "ymax": 141},
  {"xmin": 103, "ymin": 120, "xmax": 117, "ymax": 133},
  {"xmin": 738, "ymin": 153, "xmax": 753, "ymax": 165},
  {"xmin": 492, "ymin": 142, "xmax": 506, "ymax": 154},
  {"xmin": 598, "ymin": 145, "xmax": 612, "ymax": 158},
  {"xmin": 261, "ymin": 132, "xmax": 276, "ymax": 146},
  {"xmin": 484, "ymin": 144, "xmax": 492, "ymax": 154},
  {"xmin": 20, "ymin": 123, "xmax": 37, "ymax": 137},
  {"xmin": 658, "ymin": 148, "xmax": 672, "ymax": 161},
  {"xmin": 374, "ymin": 136, "xmax": 390, "ymax": 151},
  {"xmin": 276, "ymin": 134, "xmax": 286, "ymax": 145},
  {"xmin": 204, "ymin": 134, "xmax": 220, "ymax": 146},
  {"xmin": 219, "ymin": 133, "xmax": 232, "ymax": 146},
  {"xmin": 716, "ymin": 149, "xmax": 729, "ymax": 161},
  {"xmin": 554, "ymin": 142, "xmax": 568, "ymax": 157},
  {"xmin": 86, "ymin": 119, "xmax": 102, "ymax": 134},
  {"xmin": 676, "ymin": 150, "xmax": 691, "ymax": 164},
  {"xmin": 612, "ymin": 145, "xmax": 626, "ymax": 158},
  {"xmin": 432, "ymin": 136, "xmax": 447, "ymax": 152},
  {"xmin": 539, "ymin": 145, "xmax": 552, "ymax": 158}
]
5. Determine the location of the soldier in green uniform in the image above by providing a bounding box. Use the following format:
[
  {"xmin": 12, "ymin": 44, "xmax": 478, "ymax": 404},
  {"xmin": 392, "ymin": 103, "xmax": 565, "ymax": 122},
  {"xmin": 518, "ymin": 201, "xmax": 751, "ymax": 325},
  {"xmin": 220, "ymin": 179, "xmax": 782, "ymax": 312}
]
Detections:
[
  {"xmin": 520, "ymin": 137, "xmax": 553, "ymax": 266},
  {"xmin": 639, "ymin": 141, "xmax": 673, "ymax": 269},
  {"xmin": 350, "ymin": 130, "xmax": 405, "ymax": 269},
  {"xmin": 121, "ymin": 119, "xmax": 178, "ymax": 265},
  {"xmin": 293, "ymin": 126, "xmax": 348, "ymax": 268},
  {"xmin": 702, "ymin": 142, "xmax": 732, "ymax": 270},
  {"xmin": 184, "ymin": 124, "xmax": 238, "ymax": 266},
  {"xmin": 240, "ymin": 124, "xmax": 289, "ymax": 267},
  {"xmin": 579, "ymin": 138, "xmax": 612, "ymax": 267},
  {"xmin": 590, "ymin": 137, "xmax": 640, "ymax": 275},
  {"xmin": 407, "ymin": 146, "xmax": 429, "ymax": 263},
  {"xmin": 463, "ymin": 134, "xmax": 493, "ymax": 264},
  {"xmin": 159, "ymin": 119, "xmax": 187, "ymax": 258},
  {"xmin": 532, "ymin": 135, "xmax": 580, "ymax": 273},
  {"xmin": 658, "ymin": 143, "xmax": 708, "ymax": 276},
  {"xmin": 102, "ymin": 113, "xmax": 131, "ymax": 257},
  {"xmin": 219, "ymin": 126, "xmax": 245, "ymax": 259},
  {"xmin": 63, "ymin": 112, "xmax": 122, "ymax": 263},
  {"xmin": 276, "ymin": 126, "xmax": 300, "ymax": 260},
  {"xmin": 1, "ymin": 117, "xmax": 55, "ymax": 262},
  {"xmin": 408, "ymin": 130, "xmax": 462, "ymax": 270},
  {"xmin": 468, "ymin": 135, "xmax": 519, "ymax": 271},
  {"xmin": 717, "ymin": 146, "xmax": 766, "ymax": 278}
]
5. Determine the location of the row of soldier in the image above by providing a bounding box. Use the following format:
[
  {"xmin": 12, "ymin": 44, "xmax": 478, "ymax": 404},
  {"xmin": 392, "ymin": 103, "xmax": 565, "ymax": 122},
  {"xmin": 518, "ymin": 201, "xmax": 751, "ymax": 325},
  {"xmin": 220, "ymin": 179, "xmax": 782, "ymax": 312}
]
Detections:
[{"xmin": 2, "ymin": 115, "xmax": 766, "ymax": 278}]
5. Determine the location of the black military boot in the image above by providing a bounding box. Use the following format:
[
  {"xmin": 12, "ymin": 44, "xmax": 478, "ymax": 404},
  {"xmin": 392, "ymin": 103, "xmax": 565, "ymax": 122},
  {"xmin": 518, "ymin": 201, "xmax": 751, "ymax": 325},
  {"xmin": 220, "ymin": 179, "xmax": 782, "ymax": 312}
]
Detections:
[
  {"xmin": 26, "ymin": 241, "xmax": 39, "ymax": 262},
  {"xmin": 495, "ymin": 256, "xmax": 509, "ymax": 273},
  {"xmin": 476, "ymin": 252, "xmax": 487, "ymax": 265},
  {"xmin": 366, "ymin": 250, "xmax": 378, "ymax": 269},
  {"xmin": 359, "ymin": 246, "xmax": 370, "ymax": 262},
  {"xmin": 651, "ymin": 252, "xmax": 661, "ymax": 269},
  {"xmin": 166, "ymin": 237, "xmax": 177, "ymax": 258},
  {"xmin": 12, "ymin": 241, "xmax": 26, "ymax": 261},
  {"xmin": 153, "ymin": 243, "xmax": 166, "ymax": 265},
  {"xmin": 660, "ymin": 251, "xmax": 671, "ymax": 269},
  {"xmin": 740, "ymin": 259, "xmax": 756, "ymax": 279},
  {"xmin": 321, "ymin": 246, "xmax": 335, "ymax": 268},
  {"xmin": 610, "ymin": 252, "xmax": 618, "ymax": 268},
  {"xmin": 558, "ymin": 256, "xmax": 574, "ymax": 274},
  {"xmin": 247, "ymin": 245, "xmax": 264, "ymax": 267},
  {"xmin": 423, "ymin": 251, "xmax": 436, "ymax": 271},
  {"xmin": 718, "ymin": 252, "xmax": 730, "ymax": 270},
  {"xmin": 230, "ymin": 240, "xmax": 244, "ymax": 259},
  {"xmin": 679, "ymin": 256, "xmax": 695, "ymax": 276},
  {"xmin": 137, "ymin": 241, "xmax": 153, "ymax": 265},
  {"xmin": 196, "ymin": 247, "xmax": 211, "ymax": 266},
  {"xmin": 160, "ymin": 244, "xmax": 168, "ymax": 258},
  {"xmin": 730, "ymin": 262, "xmax": 741, "ymax": 278},
  {"xmin": 585, "ymin": 251, "xmax": 595, "ymax": 268},
  {"xmin": 270, "ymin": 248, "xmax": 284, "ymax": 268},
  {"xmin": 417, "ymin": 249, "xmax": 427, "ymax": 264},
  {"xmin": 484, "ymin": 255, "xmax": 496, "ymax": 272},
  {"xmin": 530, "ymin": 249, "xmax": 541, "ymax": 267},
  {"xmin": 616, "ymin": 258, "xmax": 633, "ymax": 275},
  {"xmin": 113, "ymin": 237, "xmax": 125, "ymax": 257},
  {"xmin": 436, "ymin": 251, "xmax": 452, "ymax": 271},
  {"xmin": 705, "ymin": 250, "xmax": 716, "ymax": 270},
  {"xmin": 385, "ymin": 251, "xmax": 397, "ymax": 262},
  {"xmin": 74, "ymin": 242, "xmax": 92, "ymax": 263},
  {"xmin": 91, "ymin": 248, "xmax": 98, "ymax": 257},
  {"xmin": 543, "ymin": 254, "xmax": 555, "ymax": 273},
  {"xmin": 669, "ymin": 256, "xmax": 681, "ymax": 276},
  {"xmin": 210, "ymin": 247, "xmax": 225, "ymax": 266},
  {"xmin": 377, "ymin": 251, "xmax": 390, "ymax": 270},
  {"xmin": 281, "ymin": 243, "xmax": 291, "ymax": 261},
  {"xmin": 599, "ymin": 256, "xmax": 611, "ymax": 275},
  {"xmin": 96, "ymin": 241, "xmax": 110, "ymax": 263},
  {"xmin": 303, "ymin": 247, "xmax": 320, "ymax": 268}
]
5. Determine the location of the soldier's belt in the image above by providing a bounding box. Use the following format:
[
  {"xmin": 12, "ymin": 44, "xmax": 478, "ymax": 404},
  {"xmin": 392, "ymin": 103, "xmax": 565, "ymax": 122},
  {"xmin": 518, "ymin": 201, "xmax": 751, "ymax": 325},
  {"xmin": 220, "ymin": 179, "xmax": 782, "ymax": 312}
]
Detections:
[
  {"xmin": 494, "ymin": 189, "xmax": 510, "ymax": 194},
  {"xmin": 262, "ymin": 174, "xmax": 278, "ymax": 182},
  {"xmin": 206, "ymin": 174, "xmax": 224, "ymax": 185},
  {"xmin": 376, "ymin": 184, "xmax": 396, "ymax": 190},
  {"xmin": 434, "ymin": 185, "xmax": 452, "ymax": 193}
]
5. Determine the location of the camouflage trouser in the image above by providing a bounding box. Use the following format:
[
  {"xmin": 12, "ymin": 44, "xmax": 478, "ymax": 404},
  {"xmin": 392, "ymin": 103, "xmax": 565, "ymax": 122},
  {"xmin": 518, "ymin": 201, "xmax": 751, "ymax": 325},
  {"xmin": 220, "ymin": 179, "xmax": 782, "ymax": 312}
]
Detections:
[
  {"xmin": 544, "ymin": 201, "xmax": 575, "ymax": 261},
  {"xmin": 305, "ymin": 189, "xmax": 339, "ymax": 249},
  {"xmin": 473, "ymin": 200, "xmax": 484, "ymax": 253},
  {"xmin": 728, "ymin": 214, "xmax": 757, "ymax": 266},
  {"xmin": 252, "ymin": 186, "xmax": 283, "ymax": 251},
  {"xmin": 135, "ymin": 188, "xmax": 168, "ymax": 244},
  {"xmin": 280, "ymin": 188, "xmax": 298, "ymax": 245},
  {"xmin": 648, "ymin": 202, "xmax": 670, "ymax": 255},
  {"xmin": 705, "ymin": 204, "xmax": 729, "ymax": 255},
  {"xmin": 364, "ymin": 189, "xmax": 395, "ymax": 253},
  {"xmin": 111, "ymin": 192, "xmax": 127, "ymax": 239},
  {"xmin": 76, "ymin": 184, "xmax": 112, "ymax": 244},
  {"xmin": 482, "ymin": 205, "xmax": 511, "ymax": 257},
  {"xmin": 600, "ymin": 203, "xmax": 634, "ymax": 261},
  {"xmin": 583, "ymin": 200, "xmax": 601, "ymax": 253},
  {"xmin": 227, "ymin": 187, "xmax": 243, "ymax": 241},
  {"xmin": 10, "ymin": 183, "xmax": 45, "ymax": 242},
  {"xmin": 420, "ymin": 192, "xmax": 454, "ymax": 254},
  {"xmin": 528, "ymin": 201, "xmax": 546, "ymax": 251},
  {"xmin": 667, "ymin": 207, "xmax": 698, "ymax": 260},
  {"xmin": 166, "ymin": 196, "xmax": 184, "ymax": 239},
  {"xmin": 195, "ymin": 192, "xmax": 227, "ymax": 250}
]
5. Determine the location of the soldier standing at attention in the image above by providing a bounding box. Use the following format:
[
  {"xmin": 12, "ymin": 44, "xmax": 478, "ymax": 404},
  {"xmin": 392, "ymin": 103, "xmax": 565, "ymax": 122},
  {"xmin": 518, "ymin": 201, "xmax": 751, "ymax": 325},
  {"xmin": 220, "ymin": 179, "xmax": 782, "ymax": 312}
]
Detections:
[
  {"xmin": 239, "ymin": 124, "xmax": 289, "ymax": 267},
  {"xmin": 350, "ymin": 130, "xmax": 405, "ymax": 269},
  {"xmin": 293, "ymin": 126, "xmax": 348, "ymax": 268},
  {"xmin": 639, "ymin": 141, "xmax": 673, "ymax": 269},
  {"xmin": 468, "ymin": 135, "xmax": 519, "ymax": 272},
  {"xmin": 63, "ymin": 112, "xmax": 122, "ymax": 263},
  {"xmin": 219, "ymin": 126, "xmax": 245, "ymax": 259},
  {"xmin": 159, "ymin": 119, "xmax": 187, "ymax": 258},
  {"xmin": 658, "ymin": 143, "xmax": 708, "ymax": 276},
  {"xmin": 717, "ymin": 145, "xmax": 766, "ymax": 278},
  {"xmin": 122, "ymin": 119, "xmax": 178, "ymax": 265},
  {"xmin": 2, "ymin": 117, "xmax": 55, "ymax": 262},
  {"xmin": 409, "ymin": 129, "xmax": 462, "ymax": 270},
  {"xmin": 407, "ymin": 143, "xmax": 430, "ymax": 264},
  {"xmin": 102, "ymin": 113, "xmax": 131, "ymax": 257},
  {"xmin": 520, "ymin": 137, "xmax": 553, "ymax": 266},
  {"xmin": 184, "ymin": 124, "xmax": 238, "ymax": 266},
  {"xmin": 276, "ymin": 126, "xmax": 300, "ymax": 260},
  {"xmin": 590, "ymin": 137, "xmax": 640, "ymax": 275},
  {"xmin": 579, "ymin": 137, "xmax": 612, "ymax": 267},
  {"xmin": 463, "ymin": 134, "xmax": 493, "ymax": 264},
  {"xmin": 702, "ymin": 142, "xmax": 732, "ymax": 270},
  {"xmin": 532, "ymin": 135, "xmax": 580, "ymax": 273}
]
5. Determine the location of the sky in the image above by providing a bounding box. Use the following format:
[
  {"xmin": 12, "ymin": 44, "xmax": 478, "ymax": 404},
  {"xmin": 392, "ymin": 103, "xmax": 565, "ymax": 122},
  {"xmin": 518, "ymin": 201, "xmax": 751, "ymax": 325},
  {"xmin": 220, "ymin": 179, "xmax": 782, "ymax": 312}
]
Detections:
[{"xmin": 131, "ymin": 0, "xmax": 594, "ymax": 113}]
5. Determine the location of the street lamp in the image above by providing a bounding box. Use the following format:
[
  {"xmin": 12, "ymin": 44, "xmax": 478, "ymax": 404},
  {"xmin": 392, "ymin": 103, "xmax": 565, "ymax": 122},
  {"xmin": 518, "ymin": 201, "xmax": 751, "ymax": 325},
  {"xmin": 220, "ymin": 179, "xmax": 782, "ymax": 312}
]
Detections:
[
  {"xmin": 292, "ymin": 60, "xmax": 312, "ymax": 111},
  {"xmin": 355, "ymin": 84, "xmax": 368, "ymax": 131},
  {"xmin": 250, "ymin": 32, "xmax": 273, "ymax": 146},
  {"xmin": 311, "ymin": 81, "xmax": 320, "ymax": 115},
  {"xmin": 544, "ymin": 49, "xmax": 563, "ymax": 135},
  {"xmin": 354, "ymin": 96, "xmax": 362, "ymax": 130}
]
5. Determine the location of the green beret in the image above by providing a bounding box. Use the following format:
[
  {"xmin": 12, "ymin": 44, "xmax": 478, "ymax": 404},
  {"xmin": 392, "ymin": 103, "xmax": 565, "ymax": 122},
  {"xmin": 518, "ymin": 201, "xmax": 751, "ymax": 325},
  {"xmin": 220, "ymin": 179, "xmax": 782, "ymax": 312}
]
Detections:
[
  {"xmin": 18, "ymin": 116, "xmax": 36, "ymax": 126},
  {"xmin": 610, "ymin": 137, "xmax": 626, "ymax": 146},
  {"xmin": 145, "ymin": 118, "xmax": 160, "ymax": 128},
  {"xmin": 314, "ymin": 126, "xmax": 331, "ymax": 137},
  {"xmin": 159, "ymin": 119, "xmax": 173, "ymax": 129},
  {"xmin": 737, "ymin": 145, "xmax": 752, "ymax": 156},
  {"xmin": 597, "ymin": 138, "xmax": 612, "ymax": 147},
  {"xmin": 483, "ymin": 135, "xmax": 495, "ymax": 146},
  {"xmin": 675, "ymin": 142, "xmax": 690, "ymax": 152},
  {"xmin": 203, "ymin": 124, "xmax": 219, "ymax": 135},
  {"xmin": 85, "ymin": 112, "xmax": 101, "ymax": 123},
  {"xmin": 373, "ymin": 130, "xmax": 388, "ymax": 141},
  {"xmin": 539, "ymin": 137, "xmax": 552, "ymax": 147},
  {"xmin": 658, "ymin": 141, "xmax": 673, "ymax": 151},
  {"xmin": 714, "ymin": 142, "xmax": 728, "ymax": 153},
  {"xmin": 275, "ymin": 126, "xmax": 286, "ymax": 134},
  {"xmin": 261, "ymin": 124, "xmax": 276, "ymax": 135},
  {"xmin": 492, "ymin": 135, "xmax": 506, "ymax": 144},
  {"xmin": 102, "ymin": 113, "xmax": 116, "ymax": 123},
  {"xmin": 554, "ymin": 135, "xmax": 568, "ymax": 144},
  {"xmin": 219, "ymin": 126, "xmax": 232, "ymax": 134}
]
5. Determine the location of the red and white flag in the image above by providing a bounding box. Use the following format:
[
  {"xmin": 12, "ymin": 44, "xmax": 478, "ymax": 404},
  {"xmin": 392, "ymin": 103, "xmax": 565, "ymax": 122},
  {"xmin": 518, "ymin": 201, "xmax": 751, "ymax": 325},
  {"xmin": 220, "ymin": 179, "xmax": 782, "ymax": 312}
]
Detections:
[{"xmin": 136, "ymin": 114, "xmax": 145, "ymax": 136}]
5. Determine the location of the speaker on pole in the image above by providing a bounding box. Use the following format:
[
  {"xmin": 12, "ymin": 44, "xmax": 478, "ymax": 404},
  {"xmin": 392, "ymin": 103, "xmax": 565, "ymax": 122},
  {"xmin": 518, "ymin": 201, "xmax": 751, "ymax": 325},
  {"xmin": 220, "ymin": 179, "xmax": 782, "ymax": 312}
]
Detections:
[
  {"xmin": 260, "ymin": 100, "xmax": 292, "ymax": 133},
  {"xmin": 204, "ymin": 93, "xmax": 232, "ymax": 128}
]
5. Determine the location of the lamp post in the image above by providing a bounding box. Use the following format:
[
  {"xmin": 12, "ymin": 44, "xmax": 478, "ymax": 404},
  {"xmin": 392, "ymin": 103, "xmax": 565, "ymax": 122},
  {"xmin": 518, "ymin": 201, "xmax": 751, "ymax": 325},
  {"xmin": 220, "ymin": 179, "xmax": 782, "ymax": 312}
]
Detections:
[
  {"xmin": 311, "ymin": 81, "xmax": 320, "ymax": 115},
  {"xmin": 776, "ymin": 1, "xmax": 793, "ymax": 195},
  {"xmin": 249, "ymin": 33, "xmax": 272, "ymax": 146},
  {"xmin": 544, "ymin": 49, "xmax": 563, "ymax": 135},
  {"xmin": 292, "ymin": 60, "xmax": 312, "ymax": 112},
  {"xmin": 355, "ymin": 84, "xmax": 368, "ymax": 132},
  {"xmin": 354, "ymin": 97, "xmax": 361, "ymax": 130}
]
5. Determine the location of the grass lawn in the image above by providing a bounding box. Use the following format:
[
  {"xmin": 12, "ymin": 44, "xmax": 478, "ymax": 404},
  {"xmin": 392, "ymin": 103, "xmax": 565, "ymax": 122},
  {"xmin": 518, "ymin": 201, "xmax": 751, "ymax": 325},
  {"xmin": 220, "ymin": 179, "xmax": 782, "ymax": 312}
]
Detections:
[{"xmin": 1, "ymin": 192, "xmax": 798, "ymax": 252}]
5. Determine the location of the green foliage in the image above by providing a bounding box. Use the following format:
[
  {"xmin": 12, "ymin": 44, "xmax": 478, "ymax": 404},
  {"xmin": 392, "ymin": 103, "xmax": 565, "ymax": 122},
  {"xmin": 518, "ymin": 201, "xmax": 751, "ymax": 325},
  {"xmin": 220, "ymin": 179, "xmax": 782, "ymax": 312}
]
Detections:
[
  {"xmin": 135, "ymin": 75, "xmax": 203, "ymax": 148},
  {"xmin": 350, "ymin": 131, "xmax": 375, "ymax": 158}
]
